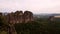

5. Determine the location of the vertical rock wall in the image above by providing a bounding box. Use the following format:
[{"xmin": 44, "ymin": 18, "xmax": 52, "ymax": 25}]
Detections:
[{"xmin": 6, "ymin": 10, "xmax": 34, "ymax": 24}]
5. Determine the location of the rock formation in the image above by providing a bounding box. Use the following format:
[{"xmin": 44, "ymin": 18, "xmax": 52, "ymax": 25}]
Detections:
[
  {"xmin": 48, "ymin": 16, "xmax": 54, "ymax": 21},
  {"xmin": 14, "ymin": 11, "xmax": 23, "ymax": 23},
  {"xmin": 23, "ymin": 11, "xmax": 33, "ymax": 23},
  {"xmin": 0, "ymin": 11, "xmax": 34, "ymax": 34},
  {"xmin": 6, "ymin": 10, "xmax": 34, "ymax": 24}
]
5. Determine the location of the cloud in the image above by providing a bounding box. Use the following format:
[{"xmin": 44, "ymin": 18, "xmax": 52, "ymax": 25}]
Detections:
[{"xmin": 0, "ymin": 0, "xmax": 60, "ymax": 14}]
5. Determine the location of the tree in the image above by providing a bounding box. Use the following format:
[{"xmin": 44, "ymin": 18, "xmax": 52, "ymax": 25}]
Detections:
[{"xmin": 14, "ymin": 21, "xmax": 41, "ymax": 34}]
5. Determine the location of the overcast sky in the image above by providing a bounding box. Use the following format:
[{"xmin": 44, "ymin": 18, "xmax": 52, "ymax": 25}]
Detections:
[{"xmin": 0, "ymin": 0, "xmax": 60, "ymax": 14}]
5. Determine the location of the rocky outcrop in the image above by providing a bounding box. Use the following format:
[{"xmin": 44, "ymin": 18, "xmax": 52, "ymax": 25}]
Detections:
[
  {"xmin": 14, "ymin": 11, "xmax": 23, "ymax": 23},
  {"xmin": 23, "ymin": 11, "xmax": 33, "ymax": 23},
  {"xmin": 0, "ymin": 11, "xmax": 34, "ymax": 34},
  {"xmin": 48, "ymin": 16, "xmax": 54, "ymax": 21},
  {"xmin": 6, "ymin": 10, "xmax": 34, "ymax": 24}
]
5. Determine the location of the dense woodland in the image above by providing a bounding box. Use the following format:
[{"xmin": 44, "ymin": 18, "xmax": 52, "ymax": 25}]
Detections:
[{"xmin": 0, "ymin": 14, "xmax": 60, "ymax": 34}]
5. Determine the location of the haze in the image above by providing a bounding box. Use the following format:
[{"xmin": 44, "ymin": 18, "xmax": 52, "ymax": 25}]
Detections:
[{"xmin": 0, "ymin": 0, "xmax": 60, "ymax": 14}]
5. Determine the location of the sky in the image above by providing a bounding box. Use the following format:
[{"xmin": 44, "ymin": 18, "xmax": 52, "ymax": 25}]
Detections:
[{"xmin": 0, "ymin": 0, "xmax": 60, "ymax": 14}]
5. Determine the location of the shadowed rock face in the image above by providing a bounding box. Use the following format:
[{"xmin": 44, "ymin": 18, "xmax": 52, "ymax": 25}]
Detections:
[
  {"xmin": 48, "ymin": 16, "xmax": 54, "ymax": 21},
  {"xmin": 6, "ymin": 10, "xmax": 33, "ymax": 24},
  {"xmin": 14, "ymin": 11, "xmax": 23, "ymax": 23},
  {"xmin": 23, "ymin": 11, "xmax": 33, "ymax": 23}
]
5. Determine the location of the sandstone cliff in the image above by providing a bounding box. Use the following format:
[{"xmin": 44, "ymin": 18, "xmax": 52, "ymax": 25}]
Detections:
[{"xmin": 6, "ymin": 10, "xmax": 34, "ymax": 24}]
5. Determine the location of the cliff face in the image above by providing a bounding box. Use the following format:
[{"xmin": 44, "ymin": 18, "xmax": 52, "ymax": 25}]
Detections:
[
  {"xmin": 6, "ymin": 11, "xmax": 34, "ymax": 24},
  {"xmin": 23, "ymin": 11, "xmax": 33, "ymax": 23},
  {"xmin": 14, "ymin": 11, "xmax": 23, "ymax": 23}
]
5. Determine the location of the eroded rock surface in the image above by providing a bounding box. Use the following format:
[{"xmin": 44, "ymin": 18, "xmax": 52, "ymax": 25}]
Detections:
[{"xmin": 6, "ymin": 10, "xmax": 34, "ymax": 24}]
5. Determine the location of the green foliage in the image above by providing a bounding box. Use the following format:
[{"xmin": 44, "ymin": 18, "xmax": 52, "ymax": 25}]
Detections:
[
  {"xmin": 0, "ymin": 16, "xmax": 8, "ymax": 26},
  {"xmin": 1, "ymin": 15, "xmax": 60, "ymax": 34},
  {"xmin": 14, "ymin": 21, "xmax": 41, "ymax": 34},
  {"xmin": 0, "ymin": 31, "xmax": 7, "ymax": 34},
  {"xmin": 0, "ymin": 16, "xmax": 8, "ymax": 32},
  {"xmin": 0, "ymin": 16, "xmax": 4, "ymax": 26},
  {"xmin": 14, "ymin": 18, "xmax": 60, "ymax": 34}
]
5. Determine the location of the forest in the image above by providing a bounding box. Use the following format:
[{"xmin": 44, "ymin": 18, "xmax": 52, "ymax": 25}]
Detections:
[{"xmin": 0, "ymin": 14, "xmax": 60, "ymax": 34}]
